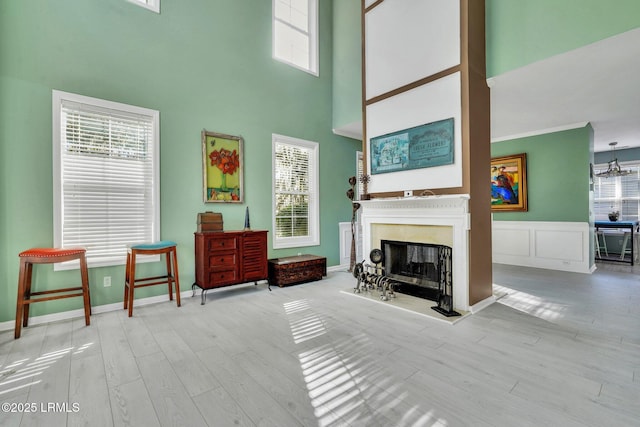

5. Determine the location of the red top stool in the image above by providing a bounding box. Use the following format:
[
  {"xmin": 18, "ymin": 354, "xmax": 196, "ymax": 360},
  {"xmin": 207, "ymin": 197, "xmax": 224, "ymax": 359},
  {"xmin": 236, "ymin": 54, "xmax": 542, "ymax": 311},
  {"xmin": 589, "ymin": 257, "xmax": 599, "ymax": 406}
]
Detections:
[
  {"xmin": 124, "ymin": 241, "xmax": 181, "ymax": 317},
  {"xmin": 15, "ymin": 247, "xmax": 91, "ymax": 339}
]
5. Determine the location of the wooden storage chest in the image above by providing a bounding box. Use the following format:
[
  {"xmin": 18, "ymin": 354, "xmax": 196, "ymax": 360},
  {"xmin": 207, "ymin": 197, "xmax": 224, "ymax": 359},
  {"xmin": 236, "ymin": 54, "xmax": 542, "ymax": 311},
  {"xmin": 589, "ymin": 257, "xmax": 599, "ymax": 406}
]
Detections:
[
  {"xmin": 268, "ymin": 254, "xmax": 327, "ymax": 287},
  {"xmin": 197, "ymin": 211, "xmax": 223, "ymax": 232}
]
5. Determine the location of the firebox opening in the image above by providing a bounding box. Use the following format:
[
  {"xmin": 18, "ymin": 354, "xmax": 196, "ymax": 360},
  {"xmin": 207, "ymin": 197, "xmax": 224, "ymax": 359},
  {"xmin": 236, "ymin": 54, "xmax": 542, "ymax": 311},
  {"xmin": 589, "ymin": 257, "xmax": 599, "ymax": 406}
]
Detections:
[{"xmin": 382, "ymin": 240, "xmax": 450, "ymax": 302}]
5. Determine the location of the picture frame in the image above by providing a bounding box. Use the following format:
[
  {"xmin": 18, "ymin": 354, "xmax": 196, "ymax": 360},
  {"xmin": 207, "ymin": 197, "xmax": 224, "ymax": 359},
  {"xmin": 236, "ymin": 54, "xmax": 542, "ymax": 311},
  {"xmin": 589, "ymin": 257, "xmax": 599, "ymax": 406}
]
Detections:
[
  {"xmin": 369, "ymin": 117, "xmax": 454, "ymax": 175},
  {"xmin": 491, "ymin": 153, "xmax": 528, "ymax": 211},
  {"xmin": 202, "ymin": 130, "xmax": 244, "ymax": 203}
]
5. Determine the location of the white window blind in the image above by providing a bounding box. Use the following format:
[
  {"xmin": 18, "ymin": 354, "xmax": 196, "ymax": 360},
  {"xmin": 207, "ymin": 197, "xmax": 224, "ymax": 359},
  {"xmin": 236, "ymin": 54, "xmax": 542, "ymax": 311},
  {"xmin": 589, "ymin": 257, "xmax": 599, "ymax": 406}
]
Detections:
[
  {"xmin": 593, "ymin": 162, "xmax": 640, "ymax": 222},
  {"xmin": 53, "ymin": 90, "xmax": 160, "ymax": 269},
  {"xmin": 273, "ymin": 0, "xmax": 318, "ymax": 75},
  {"xmin": 272, "ymin": 134, "xmax": 319, "ymax": 248}
]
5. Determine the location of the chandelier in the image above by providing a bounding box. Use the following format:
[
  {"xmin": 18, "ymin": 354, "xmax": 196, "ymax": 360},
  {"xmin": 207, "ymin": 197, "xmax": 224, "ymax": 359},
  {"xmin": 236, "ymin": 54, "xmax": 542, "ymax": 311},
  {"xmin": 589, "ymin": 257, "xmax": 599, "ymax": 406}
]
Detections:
[{"xmin": 595, "ymin": 142, "xmax": 630, "ymax": 178}]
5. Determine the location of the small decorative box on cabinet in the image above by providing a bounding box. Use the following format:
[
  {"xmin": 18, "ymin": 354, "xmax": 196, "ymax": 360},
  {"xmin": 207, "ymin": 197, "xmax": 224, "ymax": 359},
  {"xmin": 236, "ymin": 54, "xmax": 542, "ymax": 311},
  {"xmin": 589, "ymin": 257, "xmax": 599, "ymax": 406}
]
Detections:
[
  {"xmin": 193, "ymin": 230, "xmax": 268, "ymax": 304},
  {"xmin": 268, "ymin": 254, "xmax": 327, "ymax": 287}
]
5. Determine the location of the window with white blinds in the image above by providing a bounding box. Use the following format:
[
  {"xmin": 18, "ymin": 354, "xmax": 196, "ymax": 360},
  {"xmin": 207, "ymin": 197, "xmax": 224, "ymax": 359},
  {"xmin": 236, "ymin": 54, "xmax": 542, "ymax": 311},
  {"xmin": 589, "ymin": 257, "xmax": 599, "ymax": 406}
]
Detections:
[
  {"xmin": 593, "ymin": 162, "xmax": 640, "ymax": 222},
  {"xmin": 272, "ymin": 134, "xmax": 319, "ymax": 248},
  {"xmin": 127, "ymin": 0, "xmax": 160, "ymax": 13},
  {"xmin": 272, "ymin": 0, "xmax": 318, "ymax": 75},
  {"xmin": 53, "ymin": 90, "xmax": 160, "ymax": 269}
]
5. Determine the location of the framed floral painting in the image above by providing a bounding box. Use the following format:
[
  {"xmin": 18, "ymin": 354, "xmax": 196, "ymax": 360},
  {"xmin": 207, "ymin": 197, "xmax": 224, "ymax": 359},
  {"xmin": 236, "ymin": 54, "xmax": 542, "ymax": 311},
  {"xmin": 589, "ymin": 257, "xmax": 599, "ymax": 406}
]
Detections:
[
  {"xmin": 491, "ymin": 153, "xmax": 528, "ymax": 211},
  {"xmin": 202, "ymin": 130, "xmax": 243, "ymax": 203}
]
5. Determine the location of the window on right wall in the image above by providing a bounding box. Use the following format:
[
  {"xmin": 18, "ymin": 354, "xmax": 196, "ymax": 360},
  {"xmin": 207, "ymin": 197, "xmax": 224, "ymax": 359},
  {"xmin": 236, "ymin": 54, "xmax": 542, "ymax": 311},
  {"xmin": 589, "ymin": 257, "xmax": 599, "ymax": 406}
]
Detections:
[
  {"xmin": 272, "ymin": 0, "xmax": 318, "ymax": 76},
  {"xmin": 272, "ymin": 134, "xmax": 319, "ymax": 249},
  {"xmin": 593, "ymin": 162, "xmax": 640, "ymax": 222}
]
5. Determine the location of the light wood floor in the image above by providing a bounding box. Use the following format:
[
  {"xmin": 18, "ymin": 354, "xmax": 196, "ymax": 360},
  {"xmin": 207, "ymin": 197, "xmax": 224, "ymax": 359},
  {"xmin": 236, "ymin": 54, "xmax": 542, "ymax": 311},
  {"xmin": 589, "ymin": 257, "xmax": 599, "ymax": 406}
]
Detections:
[{"xmin": 1, "ymin": 262, "xmax": 638, "ymax": 426}]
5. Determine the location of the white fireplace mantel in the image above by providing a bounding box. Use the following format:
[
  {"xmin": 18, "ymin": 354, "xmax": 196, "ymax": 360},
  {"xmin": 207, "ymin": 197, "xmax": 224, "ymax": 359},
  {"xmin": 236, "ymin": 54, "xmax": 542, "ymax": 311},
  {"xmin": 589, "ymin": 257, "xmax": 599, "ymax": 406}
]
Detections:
[{"xmin": 358, "ymin": 195, "xmax": 471, "ymax": 311}]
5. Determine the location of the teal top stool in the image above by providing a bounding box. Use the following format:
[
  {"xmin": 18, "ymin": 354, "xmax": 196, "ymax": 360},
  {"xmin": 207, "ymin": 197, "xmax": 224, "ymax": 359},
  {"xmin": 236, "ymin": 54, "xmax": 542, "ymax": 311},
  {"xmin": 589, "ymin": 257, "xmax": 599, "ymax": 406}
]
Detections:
[
  {"xmin": 124, "ymin": 240, "xmax": 181, "ymax": 317},
  {"xmin": 15, "ymin": 247, "xmax": 91, "ymax": 338}
]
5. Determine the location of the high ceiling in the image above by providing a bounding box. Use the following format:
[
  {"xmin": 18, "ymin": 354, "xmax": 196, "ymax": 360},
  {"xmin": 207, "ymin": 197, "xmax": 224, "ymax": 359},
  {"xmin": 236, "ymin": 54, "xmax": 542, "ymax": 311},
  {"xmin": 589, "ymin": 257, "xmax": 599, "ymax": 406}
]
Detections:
[
  {"xmin": 489, "ymin": 28, "xmax": 640, "ymax": 154},
  {"xmin": 343, "ymin": 28, "xmax": 640, "ymax": 154}
]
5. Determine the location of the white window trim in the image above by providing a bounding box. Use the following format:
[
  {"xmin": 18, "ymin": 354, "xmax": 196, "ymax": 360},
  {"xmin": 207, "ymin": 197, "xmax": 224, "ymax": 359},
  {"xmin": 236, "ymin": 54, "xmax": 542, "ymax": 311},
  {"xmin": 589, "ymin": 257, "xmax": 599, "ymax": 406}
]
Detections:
[
  {"xmin": 356, "ymin": 150, "xmax": 363, "ymax": 199},
  {"xmin": 127, "ymin": 0, "xmax": 160, "ymax": 14},
  {"xmin": 272, "ymin": 0, "xmax": 319, "ymax": 76},
  {"xmin": 272, "ymin": 133, "xmax": 320, "ymax": 249},
  {"xmin": 52, "ymin": 90, "xmax": 160, "ymax": 270}
]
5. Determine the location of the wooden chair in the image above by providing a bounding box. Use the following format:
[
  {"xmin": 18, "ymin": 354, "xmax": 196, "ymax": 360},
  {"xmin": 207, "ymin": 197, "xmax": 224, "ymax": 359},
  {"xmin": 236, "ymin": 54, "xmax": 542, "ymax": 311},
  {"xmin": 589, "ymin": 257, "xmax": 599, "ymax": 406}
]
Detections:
[
  {"xmin": 124, "ymin": 241, "xmax": 181, "ymax": 317},
  {"xmin": 15, "ymin": 247, "xmax": 91, "ymax": 339}
]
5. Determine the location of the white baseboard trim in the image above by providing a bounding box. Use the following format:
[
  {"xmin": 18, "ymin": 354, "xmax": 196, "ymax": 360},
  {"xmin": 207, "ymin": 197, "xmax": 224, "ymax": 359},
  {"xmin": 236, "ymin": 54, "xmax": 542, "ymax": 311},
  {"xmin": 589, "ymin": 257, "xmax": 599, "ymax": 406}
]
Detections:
[
  {"xmin": 0, "ymin": 290, "xmax": 195, "ymax": 333},
  {"xmin": 469, "ymin": 295, "xmax": 496, "ymax": 313},
  {"xmin": 328, "ymin": 264, "xmax": 350, "ymax": 273}
]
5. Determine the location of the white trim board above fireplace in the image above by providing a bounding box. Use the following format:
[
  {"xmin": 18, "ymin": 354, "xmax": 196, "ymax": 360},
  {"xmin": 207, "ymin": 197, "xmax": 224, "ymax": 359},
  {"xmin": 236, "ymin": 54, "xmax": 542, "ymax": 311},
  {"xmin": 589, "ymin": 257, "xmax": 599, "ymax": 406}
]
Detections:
[{"xmin": 358, "ymin": 195, "xmax": 474, "ymax": 312}]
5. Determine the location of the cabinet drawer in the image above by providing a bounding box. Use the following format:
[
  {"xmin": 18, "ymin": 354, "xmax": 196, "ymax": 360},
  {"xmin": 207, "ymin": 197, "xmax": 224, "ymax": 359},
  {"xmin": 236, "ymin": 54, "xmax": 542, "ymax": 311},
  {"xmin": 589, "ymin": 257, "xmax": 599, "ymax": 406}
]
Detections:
[
  {"xmin": 208, "ymin": 237, "xmax": 238, "ymax": 251},
  {"xmin": 208, "ymin": 270, "xmax": 239, "ymax": 286},
  {"xmin": 209, "ymin": 253, "xmax": 237, "ymax": 268}
]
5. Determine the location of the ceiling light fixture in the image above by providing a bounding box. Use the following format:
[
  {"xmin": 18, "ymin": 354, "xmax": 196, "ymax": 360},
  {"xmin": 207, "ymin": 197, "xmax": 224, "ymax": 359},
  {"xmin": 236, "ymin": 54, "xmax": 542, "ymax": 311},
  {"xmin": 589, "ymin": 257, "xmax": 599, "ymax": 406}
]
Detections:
[{"xmin": 595, "ymin": 142, "xmax": 630, "ymax": 178}]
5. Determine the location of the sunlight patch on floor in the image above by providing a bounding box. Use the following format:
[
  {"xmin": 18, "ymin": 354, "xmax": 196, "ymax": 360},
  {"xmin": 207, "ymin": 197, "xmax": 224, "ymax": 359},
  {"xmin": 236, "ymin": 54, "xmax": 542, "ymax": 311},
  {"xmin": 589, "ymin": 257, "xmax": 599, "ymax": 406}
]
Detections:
[
  {"xmin": 0, "ymin": 343, "xmax": 94, "ymax": 396},
  {"xmin": 284, "ymin": 299, "xmax": 449, "ymax": 426},
  {"xmin": 493, "ymin": 284, "xmax": 567, "ymax": 321}
]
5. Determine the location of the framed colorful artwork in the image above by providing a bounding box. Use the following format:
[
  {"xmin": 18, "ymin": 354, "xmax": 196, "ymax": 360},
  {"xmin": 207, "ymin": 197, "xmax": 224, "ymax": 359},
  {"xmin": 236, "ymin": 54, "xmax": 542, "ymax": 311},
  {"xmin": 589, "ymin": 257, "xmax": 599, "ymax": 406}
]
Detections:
[
  {"xmin": 491, "ymin": 153, "xmax": 528, "ymax": 211},
  {"xmin": 202, "ymin": 130, "xmax": 243, "ymax": 203}
]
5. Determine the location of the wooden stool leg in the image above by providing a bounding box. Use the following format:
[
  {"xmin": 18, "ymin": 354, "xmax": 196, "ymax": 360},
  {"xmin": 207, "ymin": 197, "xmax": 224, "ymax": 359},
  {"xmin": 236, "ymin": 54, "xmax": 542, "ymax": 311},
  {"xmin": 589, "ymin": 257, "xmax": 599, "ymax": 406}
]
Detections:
[
  {"xmin": 79, "ymin": 254, "xmax": 91, "ymax": 326},
  {"xmin": 165, "ymin": 250, "xmax": 173, "ymax": 301},
  {"xmin": 124, "ymin": 252, "xmax": 131, "ymax": 310},
  {"xmin": 22, "ymin": 262, "xmax": 33, "ymax": 327},
  {"xmin": 14, "ymin": 259, "xmax": 28, "ymax": 339},
  {"xmin": 128, "ymin": 252, "xmax": 136, "ymax": 317},
  {"xmin": 172, "ymin": 247, "xmax": 181, "ymax": 307}
]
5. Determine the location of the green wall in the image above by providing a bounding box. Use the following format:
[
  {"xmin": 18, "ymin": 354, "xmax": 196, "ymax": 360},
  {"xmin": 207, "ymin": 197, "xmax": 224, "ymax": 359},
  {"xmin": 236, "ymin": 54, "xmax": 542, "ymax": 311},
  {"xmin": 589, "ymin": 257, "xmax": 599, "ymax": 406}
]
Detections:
[
  {"xmin": 332, "ymin": 0, "xmax": 362, "ymax": 131},
  {"xmin": 0, "ymin": 0, "xmax": 361, "ymax": 322},
  {"xmin": 491, "ymin": 126, "xmax": 592, "ymax": 222},
  {"xmin": 486, "ymin": 0, "xmax": 640, "ymax": 77}
]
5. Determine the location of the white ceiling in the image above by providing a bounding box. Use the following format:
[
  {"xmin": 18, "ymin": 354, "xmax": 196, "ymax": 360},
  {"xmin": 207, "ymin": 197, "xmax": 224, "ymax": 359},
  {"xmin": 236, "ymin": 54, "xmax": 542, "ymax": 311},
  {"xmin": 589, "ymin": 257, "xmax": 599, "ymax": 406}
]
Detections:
[
  {"xmin": 340, "ymin": 28, "xmax": 640, "ymax": 154},
  {"xmin": 489, "ymin": 28, "xmax": 640, "ymax": 153}
]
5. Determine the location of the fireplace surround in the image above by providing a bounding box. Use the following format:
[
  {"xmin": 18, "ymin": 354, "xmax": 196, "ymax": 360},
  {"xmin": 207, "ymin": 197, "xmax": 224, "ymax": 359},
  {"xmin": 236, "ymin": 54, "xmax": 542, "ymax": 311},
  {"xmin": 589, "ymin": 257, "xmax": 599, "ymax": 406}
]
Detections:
[{"xmin": 358, "ymin": 195, "xmax": 471, "ymax": 312}]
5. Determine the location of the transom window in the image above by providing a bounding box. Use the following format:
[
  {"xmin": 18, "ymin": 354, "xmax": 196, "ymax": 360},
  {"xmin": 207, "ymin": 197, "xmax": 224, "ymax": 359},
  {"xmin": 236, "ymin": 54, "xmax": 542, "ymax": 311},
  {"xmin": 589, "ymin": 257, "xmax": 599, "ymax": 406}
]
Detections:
[
  {"xmin": 272, "ymin": 0, "xmax": 318, "ymax": 75},
  {"xmin": 272, "ymin": 134, "xmax": 319, "ymax": 249},
  {"xmin": 593, "ymin": 162, "xmax": 640, "ymax": 222},
  {"xmin": 53, "ymin": 90, "xmax": 160, "ymax": 269}
]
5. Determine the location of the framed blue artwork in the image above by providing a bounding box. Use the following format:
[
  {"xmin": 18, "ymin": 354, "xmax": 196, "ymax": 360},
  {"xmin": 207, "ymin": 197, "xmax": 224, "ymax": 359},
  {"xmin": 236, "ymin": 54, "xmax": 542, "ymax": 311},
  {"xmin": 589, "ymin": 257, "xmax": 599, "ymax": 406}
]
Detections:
[{"xmin": 370, "ymin": 117, "xmax": 454, "ymax": 175}]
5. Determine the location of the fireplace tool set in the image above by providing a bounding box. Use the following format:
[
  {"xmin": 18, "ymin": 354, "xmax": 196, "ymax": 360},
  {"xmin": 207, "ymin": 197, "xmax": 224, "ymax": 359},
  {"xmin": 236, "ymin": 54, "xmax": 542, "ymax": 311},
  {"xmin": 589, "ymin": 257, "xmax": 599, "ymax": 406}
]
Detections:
[{"xmin": 352, "ymin": 249, "xmax": 396, "ymax": 301}]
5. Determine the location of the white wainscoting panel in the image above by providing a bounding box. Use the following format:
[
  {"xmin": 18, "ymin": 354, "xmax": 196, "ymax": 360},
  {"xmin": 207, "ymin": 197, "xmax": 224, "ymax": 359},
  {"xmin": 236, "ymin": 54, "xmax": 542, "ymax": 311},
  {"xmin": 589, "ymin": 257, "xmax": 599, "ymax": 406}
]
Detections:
[
  {"xmin": 492, "ymin": 221, "xmax": 591, "ymax": 273},
  {"xmin": 339, "ymin": 222, "xmax": 351, "ymax": 269},
  {"xmin": 493, "ymin": 227, "xmax": 530, "ymax": 257}
]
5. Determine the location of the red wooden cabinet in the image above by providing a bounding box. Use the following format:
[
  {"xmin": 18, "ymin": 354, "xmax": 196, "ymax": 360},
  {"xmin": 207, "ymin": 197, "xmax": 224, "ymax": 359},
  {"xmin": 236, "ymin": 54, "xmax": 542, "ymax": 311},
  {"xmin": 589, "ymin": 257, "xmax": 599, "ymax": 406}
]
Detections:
[{"xmin": 194, "ymin": 230, "xmax": 268, "ymax": 304}]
